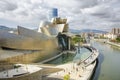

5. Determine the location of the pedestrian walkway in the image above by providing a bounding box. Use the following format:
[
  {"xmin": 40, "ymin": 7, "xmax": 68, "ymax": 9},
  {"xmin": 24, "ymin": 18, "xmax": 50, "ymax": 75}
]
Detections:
[
  {"xmin": 0, "ymin": 64, "xmax": 42, "ymax": 78},
  {"xmin": 47, "ymin": 61, "xmax": 96, "ymax": 80}
]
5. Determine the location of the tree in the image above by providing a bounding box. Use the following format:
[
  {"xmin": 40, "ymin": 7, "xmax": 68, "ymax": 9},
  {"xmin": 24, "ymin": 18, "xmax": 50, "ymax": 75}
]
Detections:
[
  {"xmin": 64, "ymin": 74, "xmax": 70, "ymax": 80},
  {"xmin": 72, "ymin": 36, "xmax": 84, "ymax": 44},
  {"xmin": 116, "ymin": 37, "xmax": 120, "ymax": 42}
]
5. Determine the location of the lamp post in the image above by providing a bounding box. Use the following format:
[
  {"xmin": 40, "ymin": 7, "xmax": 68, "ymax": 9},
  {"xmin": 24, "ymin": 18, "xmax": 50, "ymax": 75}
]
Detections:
[{"xmin": 78, "ymin": 41, "xmax": 80, "ymax": 54}]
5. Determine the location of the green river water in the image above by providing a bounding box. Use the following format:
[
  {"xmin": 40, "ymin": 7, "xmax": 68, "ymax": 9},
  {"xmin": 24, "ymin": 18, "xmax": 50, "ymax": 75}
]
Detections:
[
  {"xmin": 92, "ymin": 41, "xmax": 120, "ymax": 80},
  {"xmin": 46, "ymin": 41, "xmax": 120, "ymax": 80}
]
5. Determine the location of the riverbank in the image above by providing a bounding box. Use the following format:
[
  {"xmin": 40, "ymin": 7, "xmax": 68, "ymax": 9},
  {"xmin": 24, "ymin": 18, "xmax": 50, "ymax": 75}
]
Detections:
[
  {"xmin": 92, "ymin": 41, "xmax": 120, "ymax": 80},
  {"xmin": 94, "ymin": 39, "xmax": 120, "ymax": 48},
  {"xmin": 106, "ymin": 41, "xmax": 120, "ymax": 48}
]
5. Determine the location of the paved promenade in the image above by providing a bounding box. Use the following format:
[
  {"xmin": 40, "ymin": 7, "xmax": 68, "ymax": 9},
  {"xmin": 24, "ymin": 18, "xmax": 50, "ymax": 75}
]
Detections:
[
  {"xmin": 94, "ymin": 39, "xmax": 120, "ymax": 48},
  {"xmin": 47, "ymin": 61, "xmax": 96, "ymax": 80},
  {"xmin": 107, "ymin": 41, "xmax": 120, "ymax": 47}
]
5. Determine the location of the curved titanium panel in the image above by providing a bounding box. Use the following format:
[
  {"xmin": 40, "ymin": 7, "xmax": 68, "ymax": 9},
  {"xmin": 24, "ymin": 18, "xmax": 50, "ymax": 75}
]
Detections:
[{"xmin": 0, "ymin": 30, "xmax": 44, "ymax": 50}]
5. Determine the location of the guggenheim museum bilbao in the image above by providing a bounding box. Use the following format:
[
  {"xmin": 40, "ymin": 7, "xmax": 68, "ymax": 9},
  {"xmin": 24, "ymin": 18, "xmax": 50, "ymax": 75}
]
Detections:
[{"xmin": 0, "ymin": 17, "xmax": 70, "ymax": 65}]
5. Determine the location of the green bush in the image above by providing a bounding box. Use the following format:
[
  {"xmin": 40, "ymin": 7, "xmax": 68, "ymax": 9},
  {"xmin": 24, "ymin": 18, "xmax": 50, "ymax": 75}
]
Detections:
[
  {"xmin": 64, "ymin": 74, "xmax": 70, "ymax": 80},
  {"xmin": 72, "ymin": 36, "xmax": 84, "ymax": 44},
  {"xmin": 116, "ymin": 37, "xmax": 120, "ymax": 42}
]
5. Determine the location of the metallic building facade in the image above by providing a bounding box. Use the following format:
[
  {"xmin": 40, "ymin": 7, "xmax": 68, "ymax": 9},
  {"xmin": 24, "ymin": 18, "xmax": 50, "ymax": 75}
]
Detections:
[{"xmin": 0, "ymin": 27, "xmax": 59, "ymax": 64}]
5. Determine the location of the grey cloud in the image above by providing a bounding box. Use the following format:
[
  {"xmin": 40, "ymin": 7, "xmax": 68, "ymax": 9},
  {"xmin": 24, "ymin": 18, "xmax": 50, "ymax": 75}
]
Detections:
[
  {"xmin": 91, "ymin": 13, "xmax": 111, "ymax": 19},
  {"xmin": 0, "ymin": 0, "xmax": 17, "ymax": 12},
  {"xmin": 109, "ymin": 19, "xmax": 120, "ymax": 22},
  {"xmin": 77, "ymin": 0, "xmax": 98, "ymax": 8},
  {"xmin": 0, "ymin": 0, "xmax": 120, "ymax": 31},
  {"xmin": 110, "ymin": 23, "xmax": 120, "ymax": 28}
]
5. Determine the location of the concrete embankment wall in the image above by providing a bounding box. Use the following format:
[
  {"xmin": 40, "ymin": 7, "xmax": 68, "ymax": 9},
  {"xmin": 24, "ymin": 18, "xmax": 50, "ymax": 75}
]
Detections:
[
  {"xmin": 94, "ymin": 39, "xmax": 120, "ymax": 48},
  {"xmin": 106, "ymin": 41, "xmax": 120, "ymax": 48},
  {"xmin": 94, "ymin": 39, "xmax": 108, "ymax": 43}
]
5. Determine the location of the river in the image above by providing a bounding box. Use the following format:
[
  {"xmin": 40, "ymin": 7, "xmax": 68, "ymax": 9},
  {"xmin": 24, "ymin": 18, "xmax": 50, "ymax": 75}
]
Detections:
[
  {"xmin": 92, "ymin": 41, "xmax": 120, "ymax": 80},
  {"xmin": 46, "ymin": 40, "xmax": 120, "ymax": 80}
]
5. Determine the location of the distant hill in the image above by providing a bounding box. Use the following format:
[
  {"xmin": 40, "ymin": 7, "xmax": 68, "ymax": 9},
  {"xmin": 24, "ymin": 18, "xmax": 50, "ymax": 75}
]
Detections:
[
  {"xmin": 0, "ymin": 25, "xmax": 16, "ymax": 32},
  {"xmin": 69, "ymin": 29, "xmax": 80, "ymax": 33},
  {"xmin": 0, "ymin": 25, "xmax": 12, "ymax": 31},
  {"xmin": 69, "ymin": 29, "xmax": 108, "ymax": 34}
]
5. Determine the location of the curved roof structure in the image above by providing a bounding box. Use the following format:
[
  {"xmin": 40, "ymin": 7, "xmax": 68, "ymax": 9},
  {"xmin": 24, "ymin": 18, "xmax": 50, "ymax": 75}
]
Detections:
[
  {"xmin": 0, "ymin": 26, "xmax": 58, "ymax": 50},
  {"xmin": 39, "ymin": 17, "xmax": 69, "ymax": 37}
]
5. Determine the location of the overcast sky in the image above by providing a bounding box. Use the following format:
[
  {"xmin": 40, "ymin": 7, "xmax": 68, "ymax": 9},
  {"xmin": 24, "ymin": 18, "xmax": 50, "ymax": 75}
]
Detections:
[{"xmin": 0, "ymin": 0, "xmax": 120, "ymax": 31}]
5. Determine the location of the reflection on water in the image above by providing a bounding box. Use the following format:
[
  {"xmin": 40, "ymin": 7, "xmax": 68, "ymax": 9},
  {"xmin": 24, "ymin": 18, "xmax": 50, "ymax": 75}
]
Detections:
[
  {"xmin": 92, "ymin": 41, "xmax": 120, "ymax": 80},
  {"xmin": 73, "ymin": 47, "xmax": 92, "ymax": 62},
  {"xmin": 45, "ymin": 53, "xmax": 75, "ymax": 65},
  {"xmin": 46, "ymin": 47, "xmax": 92, "ymax": 65}
]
